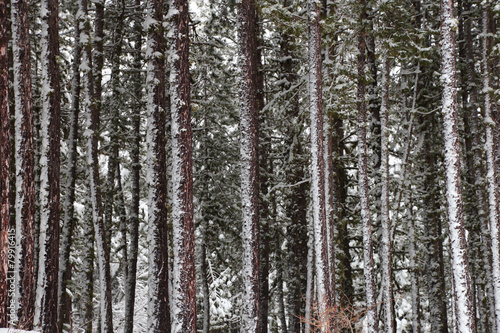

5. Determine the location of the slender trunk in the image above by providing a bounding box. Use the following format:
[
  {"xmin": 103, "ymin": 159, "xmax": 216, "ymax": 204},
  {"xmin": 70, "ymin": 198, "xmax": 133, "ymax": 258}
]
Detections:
[
  {"xmin": 380, "ymin": 56, "xmax": 395, "ymax": 333},
  {"xmin": 80, "ymin": 0, "xmax": 113, "ymax": 330},
  {"xmin": 145, "ymin": 0, "xmax": 170, "ymax": 331},
  {"xmin": 275, "ymin": 232, "xmax": 287, "ymax": 333},
  {"xmin": 440, "ymin": 0, "xmax": 476, "ymax": 330},
  {"xmin": 0, "ymin": 0, "xmax": 10, "ymax": 326},
  {"xmin": 304, "ymin": 227, "xmax": 315, "ymax": 333},
  {"xmin": 238, "ymin": 0, "xmax": 260, "ymax": 331},
  {"xmin": 201, "ymin": 229, "xmax": 210, "ymax": 333},
  {"xmin": 358, "ymin": 5, "xmax": 378, "ymax": 331},
  {"xmin": 58, "ymin": 4, "xmax": 81, "ymax": 329},
  {"xmin": 308, "ymin": 2, "xmax": 332, "ymax": 330},
  {"xmin": 80, "ymin": 200, "xmax": 94, "ymax": 333},
  {"xmin": 408, "ymin": 189, "xmax": 420, "ymax": 333},
  {"xmin": 12, "ymin": 0, "xmax": 35, "ymax": 328},
  {"xmin": 482, "ymin": 4, "xmax": 500, "ymax": 332},
  {"xmin": 34, "ymin": 0, "xmax": 61, "ymax": 330},
  {"xmin": 123, "ymin": 1, "xmax": 142, "ymax": 332},
  {"xmin": 170, "ymin": 0, "xmax": 196, "ymax": 331}
]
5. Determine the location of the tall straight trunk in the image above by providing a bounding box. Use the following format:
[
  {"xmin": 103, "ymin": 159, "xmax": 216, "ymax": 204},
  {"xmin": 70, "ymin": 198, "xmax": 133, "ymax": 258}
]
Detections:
[
  {"xmin": 407, "ymin": 189, "xmax": 420, "ymax": 333},
  {"xmin": 0, "ymin": 0, "xmax": 10, "ymax": 326},
  {"xmin": 238, "ymin": 0, "xmax": 260, "ymax": 331},
  {"xmin": 123, "ymin": 1, "xmax": 142, "ymax": 332},
  {"xmin": 304, "ymin": 225, "xmax": 315, "ymax": 333},
  {"xmin": 440, "ymin": 0, "xmax": 476, "ymax": 331},
  {"xmin": 380, "ymin": 56, "xmax": 395, "ymax": 333},
  {"xmin": 58, "ymin": 3, "xmax": 81, "ymax": 329},
  {"xmin": 145, "ymin": 0, "xmax": 170, "ymax": 331},
  {"xmin": 80, "ymin": 199, "xmax": 95, "ymax": 333},
  {"xmin": 79, "ymin": 0, "xmax": 113, "ymax": 331},
  {"xmin": 308, "ymin": 1, "xmax": 332, "ymax": 330},
  {"xmin": 11, "ymin": 0, "xmax": 35, "ymax": 328},
  {"xmin": 170, "ymin": 0, "xmax": 196, "ymax": 332},
  {"xmin": 481, "ymin": 3, "xmax": 500, "ymax": 332},
  {"xmin": 358, "ymin": 5, "xmax": 378, "ymax": 331},
  {"xmin": 34, "ymin": 0, "xmax": 61, "ymax": 330}
]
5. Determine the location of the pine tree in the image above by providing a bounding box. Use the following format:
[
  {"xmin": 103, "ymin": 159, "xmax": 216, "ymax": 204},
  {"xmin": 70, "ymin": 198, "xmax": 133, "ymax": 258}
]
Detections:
[{"xmin": 12, "ymin": 0, "xmax": 36, "ymax": 328}]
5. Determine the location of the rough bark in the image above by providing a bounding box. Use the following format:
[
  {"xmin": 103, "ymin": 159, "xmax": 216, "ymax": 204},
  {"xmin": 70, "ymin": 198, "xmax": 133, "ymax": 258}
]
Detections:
[
  {"xmin": 358, "ymin": 4, "xmax": 378, "ymax": 330},
  {"xmin": 170, "ymin": 0, "xmax": 196, "ymax": 331},
  {"xmin": 0, "ymin": 0, "xmax": 10, "ymax": 326},
  {"xmin": 34, "ymin": 0, "xmax": 61, "ymax": 330},
  {"xmin": 238, "ymin": 0, "xmax": 260, "ymax": 331},
  {"xmin": 11, "ymin": 0, "xmax": 36, "ymax": 328},
  {"xmin": 440, "ymin": 0, "xmax": 476, "ymax": 331},
  {"xmin": 145, "ymin": 0, "xmax": 170, "ymax": 331}
]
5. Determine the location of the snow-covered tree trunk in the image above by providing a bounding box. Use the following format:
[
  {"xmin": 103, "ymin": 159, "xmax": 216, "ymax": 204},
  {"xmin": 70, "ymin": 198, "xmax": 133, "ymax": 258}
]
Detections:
[
  {"xmin": 80, "ymin": 198, "xmax": 95, "ymax": 333},
  {"xmin": 34, "ymin": 0, "xmax": 61, "ymax": 330},
  {"xmin": 57, "ymin": 5, "xmax": 81, "ymax": 330},
  {"xmin": 79, "ymin": 0, "xmax": 113, "ymax": 331},
  {"xmin": 481, "ymin": 3, "xmax": 500, "ymax": 332},
  {"xmin": 357, "ymin": 6, "xmax": 378, "ymax": 331},
  {"xmin": 380, "ymin": 56, "xmax": 395, "ymax": 333},
  {"xmin": 0, "ymin": 0, "xmax": 10, "ymax": 326},
  {"xmin": 308, "ymin": 2, "xmax": 333, "ymax": 330},
  {"xmin": 145, "ymin": 0, "xmax": 170, "ymax": 331},
  {"xmin": 304, "ymin": 227, "xmax": 314, "ymax": 333},
  {"xmin": 0, "ymin": 0, "xmax": 9, "ymax": 326},
  {"xmin": 12, "ymin": 0, "xmax": 36, "ymax": 328},
  {"xmin": 123, "ymin": 1, "xmax": 142, "ymax": 332},
  {"xmin": 170, "ymin": 0, "xmax": 196, "ymax": 332},
  {"xmin": 238, "ymin": 0, "xmax": 260, "ymax": 331},
  {"xmin": 440, "ymin": 0, "xmax": 476, "ymax": 331}
]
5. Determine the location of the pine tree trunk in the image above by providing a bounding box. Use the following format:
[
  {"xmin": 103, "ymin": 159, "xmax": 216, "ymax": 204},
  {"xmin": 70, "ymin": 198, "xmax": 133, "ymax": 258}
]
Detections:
[
  {"xmin": 80, "ymin": 200, "xmax": 95, "ymax": 333},
  {"xmin": 34, "ymin": 0, "xmax": 61, "ymax": 330},
  {"xmin": 58, "ymin": 4, "xmax": 81, "ymax": 329},
  {"xmin": 123, "ymin": 1, "xmax": 142, "ymax": 332},
  {"xmin": 11, "ymin": 0, "xmax": 36, "ymax": 328},
  {"xmin": 0, "ymin": 0, "xmax": 10, "ymax": 326},
  {"xmin": 440, "ymin": 0, "xmax": 476, "ymax": 331},
  {"xmin": 358, "ymin": 5, "xmax": 378, "ymax": 331},
  {"xmin": 238, "ymin": 0, "xmax": 260, "ymax": 331},
  {"xmin": 380, "ymin": 56, "xmax": 395, "ymax": 333},
  {"xmin": 145, "ymin": 0, "xmax": 170, "ymax": 331},
  {"xmin": 308, "ymin": 2, "xmax": 333, "ymax": 330},
  {"xmin": 79, "ymin": 0, "xmax": 113, "ymax": 331},
  {"xmin": 170, "ymin": 0, "xmax": 196, "ymax": 331},
  {"xmin": 481, "ymin": 3, "xmax": 500, "ymax": 332}
]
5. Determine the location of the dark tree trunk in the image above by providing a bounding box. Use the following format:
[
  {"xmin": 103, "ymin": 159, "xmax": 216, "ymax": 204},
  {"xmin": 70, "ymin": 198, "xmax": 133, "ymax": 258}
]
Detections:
[
  {"xmin": 145, "ymin": 0, "xmax": 169, "ymax": 331},
  {"xmin": 11, "ymin": 0, "xmax": 35, "ymax": 328},
  {"xmin": 0, "ymin": 0, "xmax": 10, "ymax": 326},
  {"xmin": 35, "ymin": 0, "xmax": 61, "ymax": 330},
  {"xmin": 170, "ymin": 0, "xmax": 196, "ymax": 331},
  {"xmin": 238, "ymin": 0, "xmax": 260, "ymax": 331}
]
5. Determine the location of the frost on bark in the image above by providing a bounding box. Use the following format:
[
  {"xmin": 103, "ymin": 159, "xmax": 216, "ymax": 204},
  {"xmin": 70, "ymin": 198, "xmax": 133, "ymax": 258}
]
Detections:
[
  {"xmin": 79, "ymin": 0, "xmax": 113, "ymax": 331},
  {"xmin": 481, "ymin": 3, "xmax": 500, "ymax": 332},
  {"xmin": 123, "ymin": 1, "xmax": 143, "ymax": 332},
  {"xmin": 12, "ymin": 0, "xmax": 36, "ymax": 328},
  {"xmin": 308, "ymin": 1, "xmax": 333, "ymax": 330},
  {"xmin": 238, "ymin": 0, "xmax": 260, "ymax": 331},
  {"xmin": 145, "ymin": 0, "xmax": 170, "ymax": 331},
  {"xmin": 440, "ymin": 0, "xmax": 476, "ymax": 331},
  {"xmin": 357, "ymin": 7, "xmax": 378, "ymax": 331},
  {"xmin": 170, "ymin": 0, "xmax": 196, "ymax": 332},
  {"xmin": 58, "ymin": 4, "xmax": 81, "ymax": 329},
  {"xmin": 380, "ymin": 56, "xmax": 395, "ymax": 333},
  {"xmin": 34, "ymin": 0, "xmax": 61, "ymax": 330},
  {"xmin": 0, "ymin": 0, "xmax": 10, "ymax": 326}
]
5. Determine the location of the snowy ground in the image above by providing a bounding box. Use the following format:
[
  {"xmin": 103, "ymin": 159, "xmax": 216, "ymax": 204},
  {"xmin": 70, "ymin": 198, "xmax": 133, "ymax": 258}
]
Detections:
[{"xmin": 0, "ymin": 329, "xmax": 39, "ymax": 333}]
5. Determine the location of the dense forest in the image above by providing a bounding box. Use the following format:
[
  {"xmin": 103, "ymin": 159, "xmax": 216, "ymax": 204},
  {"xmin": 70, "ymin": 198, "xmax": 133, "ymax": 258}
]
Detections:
[{"xmin": 0, "ymin": 0, "xmax": 499, "ymax": 332}]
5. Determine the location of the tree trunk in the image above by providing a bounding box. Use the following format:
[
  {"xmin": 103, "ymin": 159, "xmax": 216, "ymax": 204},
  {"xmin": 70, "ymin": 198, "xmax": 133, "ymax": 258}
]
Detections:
[
  {"xmin": 34, "ymin": 0, "xmax": 61, "ymax": 330},
  {"xmin": 380, "ymin": 55, "xmax": 395, "ymax": 333},
  {"xmin": 238, "ymin": 0, "xmax": 260, "ymax": 331},
  {"xmin": 358, "ymin": 4, "xmax": 378, "ymax": 331},
  {"xmin": 308, "ymin": 1, "xmax": 333, "ymax": 330},
  {"xmin": 58, "ymin": 3, "xmax": 81, "ymax": 329},
  {"xmin": 170, "ymin": 0, "xmax": 196, "ymax": 331},
  {"xmin": 145, "ymin": 0, "xmax": 170, "ymax": 331},
  {"xmin": 79, "ymin": 0, "xmax": 113, "ymax": 330},
  {"xmin": 11, "ymin": 0, "xmax": 36, "ymax": 328},
  {"xmin": 440, "ymin": 0, "xmax": 476, "ymax": 331},
  {"xmin": 0, "ymin": 0, "xmax": 10, "ymax": 326}
]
